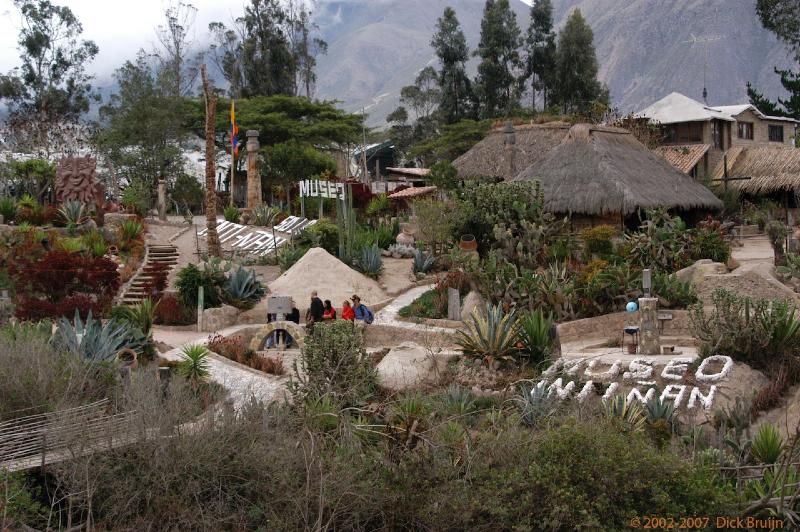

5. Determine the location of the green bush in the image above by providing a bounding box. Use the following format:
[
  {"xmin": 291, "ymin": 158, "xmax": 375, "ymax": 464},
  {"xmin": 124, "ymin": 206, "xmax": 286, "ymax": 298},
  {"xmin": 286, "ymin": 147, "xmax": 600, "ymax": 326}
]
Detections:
[
  {"xmin": 398, "ymin": 289, "xmax": 446, "ymax": 319},
  {"xmin": 580, "ymin": 224, "xmax": 616, "ymax": 255},
  {"xmin": 121, "ymin": 182, "xmax": 149, "ymax": 216},
  {"xmin": 297, "ymin": 219, "xmax": 339, "ymax": 254},
  {"xmin": 750, "ymin": 423, "xmax": 784, "ymax": 464},
  {"xmin": 172, "ymin": 173, "xmax": 204, "ymax": 213},
  {"xmin": 517, "ymin": 308, "xmax": 554, "ymax": 366},
  {"xmin": 0, "ymin": 196, "xmax": 16, "ymax": 222},
  {"xmin": 289, "ymin": 320, "xmax": 376, "ymax": 407},
  {"xmin": 223, "ymin": 205, "xmax": 240, "ymax": 223},
  {"xmin": 366, "ymin": 193, "xmax": 390, "ymax": 218},
  {"xmin": 277, "ymin": 244, "xmax": 308, "ymax": 272},
  {"xmin": 689, "ymin": 218, "xmax": 731, "ymax": 263},
  {"xmin": 176, "ymin": 263, "xmax": 227, "ymax": 309}
]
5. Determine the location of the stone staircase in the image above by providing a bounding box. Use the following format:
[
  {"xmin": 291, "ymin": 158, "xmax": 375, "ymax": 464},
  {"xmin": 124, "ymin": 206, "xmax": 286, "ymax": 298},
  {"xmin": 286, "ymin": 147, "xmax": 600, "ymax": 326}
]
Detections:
[{"xmin": 120, "ymin": 244, "xmax": 179, "ymax": 305}]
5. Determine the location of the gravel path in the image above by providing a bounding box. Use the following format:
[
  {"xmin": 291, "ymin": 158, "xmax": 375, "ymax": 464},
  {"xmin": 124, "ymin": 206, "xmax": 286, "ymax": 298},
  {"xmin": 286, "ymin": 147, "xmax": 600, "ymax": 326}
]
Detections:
[
  {"xmin": 154, "ymin": 325, "xmax": 286, "ymax": 408},
  {"xmin": 373, "ymin": 284, "xmax": 456, "ymax": 334}
]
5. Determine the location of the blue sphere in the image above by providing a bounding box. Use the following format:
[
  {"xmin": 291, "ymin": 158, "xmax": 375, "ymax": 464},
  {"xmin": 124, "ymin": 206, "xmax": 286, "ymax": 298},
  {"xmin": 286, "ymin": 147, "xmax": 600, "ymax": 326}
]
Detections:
[{"xmin": 626, "ymin": 301, "xmax": 638, "ymax": 313}]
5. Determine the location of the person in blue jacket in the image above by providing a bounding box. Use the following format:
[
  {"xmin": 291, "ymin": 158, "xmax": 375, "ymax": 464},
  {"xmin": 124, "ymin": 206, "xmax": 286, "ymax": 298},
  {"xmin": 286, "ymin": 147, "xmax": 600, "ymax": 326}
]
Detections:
[{"xmin": 350, "ymin": 295, "xmax": 374, "ymax": 324}]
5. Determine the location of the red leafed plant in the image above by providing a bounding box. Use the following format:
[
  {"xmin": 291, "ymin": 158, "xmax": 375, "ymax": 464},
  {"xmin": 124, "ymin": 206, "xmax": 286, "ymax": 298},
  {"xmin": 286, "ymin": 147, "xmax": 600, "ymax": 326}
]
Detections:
[
  {"xmin": 141, "ymin": 262, "xmax": 170, "ymax": 300},
  {"xmin": 11, "ymin": 250, "xmax": 120, "ymax": 320},
  {"xmin": 154, "ymin": 293, "xmax": 196, "ymax": 325}
]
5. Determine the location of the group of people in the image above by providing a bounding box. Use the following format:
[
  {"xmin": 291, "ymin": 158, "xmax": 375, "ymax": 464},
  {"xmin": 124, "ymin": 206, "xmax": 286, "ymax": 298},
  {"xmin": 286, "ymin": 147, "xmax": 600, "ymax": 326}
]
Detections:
[{"xmin": 306, "ymin": 291, "xmax": 374, "ymax": 328}]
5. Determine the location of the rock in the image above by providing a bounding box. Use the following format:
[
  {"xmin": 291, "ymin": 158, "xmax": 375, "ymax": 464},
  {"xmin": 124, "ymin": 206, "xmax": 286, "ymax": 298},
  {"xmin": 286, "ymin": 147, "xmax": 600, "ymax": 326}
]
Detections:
[
  {"xmin": 202, "ymin": 304, "xmax": 239, "ymax": 331},
  {"xmin": 675, "ymin": 259, "xmax": 727, "ymax": 285},
  {"xmin": 104, "ymin": 212, "xmax": 138, "ymax": 230},
  {"xmin": 377, "ymin": 342, "xmax": 456, "ymax": 391},
  {"xmin": 0, "ymin": 224, "xmax": 14, "ymax": 239},
  {"xmin": 460, "ymin": 291, "xmax": 485, "ymax": 322}
]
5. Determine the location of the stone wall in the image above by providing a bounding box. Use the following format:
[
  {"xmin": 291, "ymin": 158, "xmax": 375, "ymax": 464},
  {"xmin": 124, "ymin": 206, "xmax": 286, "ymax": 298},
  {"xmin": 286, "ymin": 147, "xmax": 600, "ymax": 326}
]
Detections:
[
  {"xmin": 731, "ymin": 109, "xmax": 795, "ymax": 148},
  {"xmin": 202, "ymin": 305, "xmax": 239, "ymax": 332},
  {"xmin": 556, "ymin": 310, "xmax": 692, "ymax": 343}
]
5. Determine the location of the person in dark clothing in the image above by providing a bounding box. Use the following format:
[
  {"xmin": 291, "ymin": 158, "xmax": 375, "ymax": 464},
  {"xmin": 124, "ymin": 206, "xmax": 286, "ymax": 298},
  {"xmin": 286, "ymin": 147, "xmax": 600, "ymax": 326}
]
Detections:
[
  {"xmin": 323, "ymin": 300, "xmax": 336, "ymax": 320},
  {"xmin": 288, "ymin": 302, "xmax": 300, "ymax": 324},
  {"xmin": 308, "ymin": 290, "xmax": 325, "ymax": 325}
]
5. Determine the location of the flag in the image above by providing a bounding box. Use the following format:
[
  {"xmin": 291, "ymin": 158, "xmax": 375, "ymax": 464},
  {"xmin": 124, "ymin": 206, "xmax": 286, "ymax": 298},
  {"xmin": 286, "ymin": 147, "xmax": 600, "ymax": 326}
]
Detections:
[{"xmin": 230, "ymin": 100, "xmax": 239, "ymax": 156}]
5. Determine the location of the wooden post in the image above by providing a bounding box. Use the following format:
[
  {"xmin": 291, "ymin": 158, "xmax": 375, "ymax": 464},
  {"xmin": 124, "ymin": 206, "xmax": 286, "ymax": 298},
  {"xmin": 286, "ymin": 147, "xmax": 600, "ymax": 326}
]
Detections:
[
  {"xmin": 157, "ymin": 178, "xmax": 167, "ymax": 221},
  {"xmin": 246, "ymin": 130, "xmax": 262, "ymax": 210},
  {"xmin": 447, "ymin": 288, "xmax": 460, "ymax": 321},
  {"xmin": 197, "ymin": 286, "xmax": 204, "ymax": 332}
]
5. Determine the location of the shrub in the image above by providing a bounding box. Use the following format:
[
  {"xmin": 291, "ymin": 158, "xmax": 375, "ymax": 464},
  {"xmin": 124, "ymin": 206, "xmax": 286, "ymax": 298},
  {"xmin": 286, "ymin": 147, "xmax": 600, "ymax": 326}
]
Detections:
[
  {"xmin": 140, "ymin": 261, "xmax": 170, "ymax": 299},
  {"xmin": 398, "ymin": 289, "xmax": 447, "ymax": 319},
  {"xmin": 580, "ymin": 224, "xmax": 616, "ymax": 255},
  {"xmin": 517, "ymin": 308, "xmax": 554, "ymax": 366},
  {"xmin": 223, "ymin": 205, "xmax": 240, "ymax": 223},
  {"xmin": 366, "ymin": 193, "xmax": 390, "ymax": 218},
  {"xmin": 179, "ymin": 344, "xmax": 210, "ymax": 383},
  {"xmin": 121, "ymin": 183, "xmax": 149, "ymax": 216},
  {"xmin": 388, "ymin": 243, "xmax": 416, "ymax": 258},
  {"xmin": 625, "ymin": 208, "xmax": 691, "ymax": 272},
  {"xmin": 0, "ymin": 196, "xmax": 16, "ymax": 222},
  {"xmin": 513, "ymin": 383, "xmax": 558, "ymax": 427},
  {"xmin": 456, "ymin": 304, "xmax": 520, "ymax": 362},
  {"xmin": 154, "ymin": 293, "xmax": 196, "ymax": 325},
  {"xmin": 355, "ymin": 244, "xmax": 383, "ymax": 279},
  {"xmin": 10, "ymin": 250, "xmax": 120, "ymax": 320},
  {"xmin": 653, "ymin": 272, "xmax": 698, "ymax": 309},
  {"xmin": 176, "ymin": 263, "xmax": 227, "ymax": 309},
  {"xmin": 297, "ymin": 219, "xmax": 339, "ymax": 254},
  {"xmin": 289, "ymin": 320, "xmax": 376, "ymax": 407},
  {"xmin": 172, "ymin": 173, "xmax": 204, "ymax": 213},
  {"xmin": 251, "ymin": 204, "xmax": 279, "ymax": 227},
  {"xmin": 109, "ymin": 299, "xmax": 158, "ymax": 336},
  {"xmin": 689, "ymin": 217, "xmax": 731, "ymax": 263},
  {"xmin": 118, "ymin": 219, "xmax": 144, "ymax": 252},
  {"xmin": 750, "ymin": 423, "xmax": 784, "ymax": 464},
  {"xmin": 58, "ymin": 200, "xmax": 88, "ymax": 227},
  {"xmin": 224, "ymin": 266, "xmax": 265, "ymax": 309}
]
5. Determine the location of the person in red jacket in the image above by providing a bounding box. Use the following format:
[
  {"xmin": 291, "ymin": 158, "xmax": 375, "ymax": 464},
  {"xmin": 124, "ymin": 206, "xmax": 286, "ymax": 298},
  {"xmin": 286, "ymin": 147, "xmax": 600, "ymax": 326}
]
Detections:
[
  {"xmin": 323, "ymin": 300, "xmax": 337, "ymax": 320},
  {"xmin": 341, "ymin": 300, "xmax": 355, "ymax": 321}
]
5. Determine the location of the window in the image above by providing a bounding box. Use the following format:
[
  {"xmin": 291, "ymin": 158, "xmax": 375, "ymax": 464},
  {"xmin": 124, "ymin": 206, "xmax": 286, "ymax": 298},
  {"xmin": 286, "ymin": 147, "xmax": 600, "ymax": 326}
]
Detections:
[
  {"xmin": 769, "ymin": 125, "xmax": 785, "ymax": 143},
  {"xmin": 738, "ymin": 122, "xmax": 754, "ymax": 140},
  {"xmin": 663, "ymin": 123, "xmax": 703, "ymax": 144}
]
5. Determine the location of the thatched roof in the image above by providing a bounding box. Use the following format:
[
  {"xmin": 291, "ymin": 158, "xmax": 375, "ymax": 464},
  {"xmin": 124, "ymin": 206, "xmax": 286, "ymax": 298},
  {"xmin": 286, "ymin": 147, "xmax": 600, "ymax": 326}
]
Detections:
[
  {"xmin": 730, "ymin": 147, "xmax": 800, "ymax": 195},
  {"xmin": 512, "ymin": 124, "xmax": 723, "ymax": 215},
  {"xmin": 655, "ymin": 144, "xmax": 709, "ymax": 174},
  {"xmin": 452, "ymin": 123, "xmax": 570, "ymax": 180}
]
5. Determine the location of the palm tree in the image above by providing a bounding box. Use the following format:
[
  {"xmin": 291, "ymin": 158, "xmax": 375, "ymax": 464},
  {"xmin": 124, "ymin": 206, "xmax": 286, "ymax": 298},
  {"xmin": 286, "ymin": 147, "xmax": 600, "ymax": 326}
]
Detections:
[{"xmin": 201, "ymin": 64, "xmax": 222, "ymax": 257}]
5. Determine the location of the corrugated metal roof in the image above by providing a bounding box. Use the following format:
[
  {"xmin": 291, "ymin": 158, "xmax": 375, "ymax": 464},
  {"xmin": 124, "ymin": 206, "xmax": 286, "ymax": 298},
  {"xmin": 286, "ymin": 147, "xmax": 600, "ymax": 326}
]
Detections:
[
  {"xmin": 710, "ymin": 104, "xmax": 799, "ymax": 124},
  {"xmin": 636, "ymin": 92, "xmax": 735, "ymax": 124},
  {"xmin": 654, "ymin": 144, "xmax": 710, "ymax": 173}
]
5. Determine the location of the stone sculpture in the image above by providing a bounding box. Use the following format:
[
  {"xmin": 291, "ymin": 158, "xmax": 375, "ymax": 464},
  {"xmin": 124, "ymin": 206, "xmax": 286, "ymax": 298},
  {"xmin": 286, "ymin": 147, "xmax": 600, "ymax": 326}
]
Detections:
[{"xmin": 55, "ymin": 155, "xmax": 98, "ymax": 206}]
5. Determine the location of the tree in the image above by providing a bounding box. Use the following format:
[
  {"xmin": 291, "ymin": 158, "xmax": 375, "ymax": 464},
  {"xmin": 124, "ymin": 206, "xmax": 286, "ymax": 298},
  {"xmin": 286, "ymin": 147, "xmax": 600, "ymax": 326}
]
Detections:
[
  {"xmin": 524, "ymin": 0, "xmax": 557, "ymax": 110},
  {"xmin": 0, "ymin": 0, "xmax": 98, "ymax": 154},
  {"xmin": 757, "ymin": 0, "xmax": 800, "ymax": 60},
  {"xmin": 263, "ymin": 141, "xmax": 335, "ymax": 193},
  {"xmin": 201, "ymin": 65, "xmax": 221, "ymax": 258},
  {"xmin": 155, "ymin": 1, "xmax": 200, "ymax": 98},
  {"xmin": 172, "ymin": 173, "xmax": 204, "ymax": 213},
  {"xmin": 432, "ymin": 7, "xmax": 475, "ymax": 124},
  {"xmin": 96, "ymin": 52, "xmax": 186, "ymax": 194},
  {"xmin": 747, "ymin": 82, "xmax": 785, "ymax": 116},
  {"xmin": 285, "ymin": 0, "xmax": 328, "ymax": 98},
  {"xmin": 554, "ymin": 9, "xmax": 606, "ymax": 114},
  {"xmin": 208, "ymin": 0, "xmax": 296, "ymax": 98},
  {"xmin": 474, "ymin": 0, "xmax": 523, "ymax": 119},
  {"xmin": 408, "ymin": 119, "xmax": 491, "ymax": 165}
]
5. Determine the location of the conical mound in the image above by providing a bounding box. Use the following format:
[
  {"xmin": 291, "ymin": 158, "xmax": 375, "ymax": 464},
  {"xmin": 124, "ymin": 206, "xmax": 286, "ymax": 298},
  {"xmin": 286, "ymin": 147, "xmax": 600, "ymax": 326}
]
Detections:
[{"xmin": 268, "ymin": 247, "xmax": 386, "ymax": 311}]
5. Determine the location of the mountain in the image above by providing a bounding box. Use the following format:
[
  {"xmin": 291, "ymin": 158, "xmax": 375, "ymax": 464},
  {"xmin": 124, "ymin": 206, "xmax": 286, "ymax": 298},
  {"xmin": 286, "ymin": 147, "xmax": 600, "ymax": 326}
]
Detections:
[{"xmin": 312, "ymin": 0, "xmax": 795, "ymax": 126}]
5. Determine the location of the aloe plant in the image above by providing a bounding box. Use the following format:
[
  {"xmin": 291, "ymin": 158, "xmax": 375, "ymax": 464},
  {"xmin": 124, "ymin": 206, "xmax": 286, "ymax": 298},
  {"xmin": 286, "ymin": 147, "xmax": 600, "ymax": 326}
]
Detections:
[
  {"xmin": 58, "ymin": 200, "xmax": 87, "ymax": 227},
  {"xmin": 119, "ymin": 219, "xmax": 144, "ymax": 242},
  {"xmin": 225, "ymin": 266, "xmax": 266, "ymax": 309},
  {"xmin": 251, "ymin": 204, "xmax": 278, "ymax": 227},
  {"xmin": 412, "ymin": 249, "xmax": 435, "ymax": 274},
  {"xmin": 54, "ymin": 311, "xmax": 147, "ymax": 363},
  {"xmin": 179, "ymin": 343, "xmax": 210, "ymax": 383},
  {"xmin": 604, "ymin": 395, "xmax": 646, "ymax": 433},
  {"xmin": 17, "ymin": 194, "xmax": 37, "ymax": 210},
  {"xmin": 109, "ymin": 299, "xmax": 159, "ymax": 335},
  {"xmin": 456, "ymin": 303, "xmax": 520, "ymax": 361},
  {"xmin": 356, "ymin": 244, "xmax": 383, "ymax": 279}
]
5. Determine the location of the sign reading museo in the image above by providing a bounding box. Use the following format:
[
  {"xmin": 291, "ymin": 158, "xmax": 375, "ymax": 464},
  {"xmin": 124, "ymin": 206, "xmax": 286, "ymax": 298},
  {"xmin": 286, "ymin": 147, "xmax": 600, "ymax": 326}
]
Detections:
[
  {"xmin": 537, "ymin": 355, "xmax": 734, "ymax": 411},
  {"xmin": 299, "ymin": 179, "xmax": 345, "ymax": 199}
]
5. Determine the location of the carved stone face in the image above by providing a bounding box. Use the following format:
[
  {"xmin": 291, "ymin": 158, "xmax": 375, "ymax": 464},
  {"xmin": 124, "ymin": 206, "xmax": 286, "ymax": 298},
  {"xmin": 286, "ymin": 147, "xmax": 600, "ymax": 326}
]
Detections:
[{"xmin": 55, "ymin": 155, "xmax": 97, "ymax": 204}]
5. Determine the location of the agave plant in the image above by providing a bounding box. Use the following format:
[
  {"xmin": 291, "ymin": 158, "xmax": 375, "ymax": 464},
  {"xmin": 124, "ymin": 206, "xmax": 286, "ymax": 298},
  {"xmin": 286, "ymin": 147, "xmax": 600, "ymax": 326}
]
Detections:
[
  {"xmin": 456, "ymin": 303, "xmax": 520, "ymax": 361},
  {"xmin": 109, "ymin": 299, "xmax": 159, "ymax": 335},
  {"xmin": 58, "ymin": 200, "xmax": 88, "ymax": 227},
  {"xmin": 517, "ymin": 308, "xmax": 554, "ymax": 366},
  {"xmin": 356, "ymin": 244, "xmax": 383, "ymax": 279},
  {"xmin": 412, "ymin": 249, "xmax": 435, "ymax": 274},
  {"xmin": 750, "ymin": 423, "xmax": 784, "ymax": 464},
  {"xmin": 251, "ymin": 204, "xmax": 279, "ymax": 227},
  {"xmin": 604, "ymin": 395, "xmax": 646, "ymax": 433},
  {"xmin": 225, "ymin": 266, "xmax": 266, "ymax": 309},
  {"xmin": 17, "ymin": 194, "xmax": 37, "ymax": 210},
  {"xmin": 54, "ymin": 311, "xmax": 147, "ymax": 363},
  {"xmin": 644, "ymin": 396, "xmax": 676, "ymax": 424},
  {"xmin": 513, "ymin": 383, "xmax": 558, "ymax": 427},
  {"xmin": 179, "ymin": 343, "xmax": 211, "ymax": 383},
  {"xmin": 437, "ymin": 384, "xmax": 477, "ymax": 418},
  {"xmin": 119, "ymin": 219, "xmax": 144, "ymax": 242}
]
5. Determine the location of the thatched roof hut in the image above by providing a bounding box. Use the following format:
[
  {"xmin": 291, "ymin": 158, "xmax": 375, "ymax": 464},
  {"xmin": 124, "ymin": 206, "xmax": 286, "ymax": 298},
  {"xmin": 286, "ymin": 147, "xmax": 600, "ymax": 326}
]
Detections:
[
  {"xmin": 728, "ymin": 147, "xmax": 800, "ymax": 195},
  {"xmin": 512, "ymin": 124, "xmax": 722, "ymax": 226},
  {"xmin": 452, "ymin": 123, "xmax": 570, "ymax": 180}
]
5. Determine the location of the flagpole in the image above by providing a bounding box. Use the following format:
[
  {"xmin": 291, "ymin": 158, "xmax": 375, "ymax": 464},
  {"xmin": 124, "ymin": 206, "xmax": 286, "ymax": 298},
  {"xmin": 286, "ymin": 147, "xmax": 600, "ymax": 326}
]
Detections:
[{"xmin": 230, "ymin": 100, "xmax": 235, "ymax": 207}]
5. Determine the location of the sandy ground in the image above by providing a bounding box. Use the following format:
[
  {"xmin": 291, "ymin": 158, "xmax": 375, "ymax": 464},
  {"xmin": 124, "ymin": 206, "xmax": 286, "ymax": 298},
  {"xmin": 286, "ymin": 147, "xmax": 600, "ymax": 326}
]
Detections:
[{"xmin": 380, "ymin": 257, "xmax": 415, "ymax": 295}]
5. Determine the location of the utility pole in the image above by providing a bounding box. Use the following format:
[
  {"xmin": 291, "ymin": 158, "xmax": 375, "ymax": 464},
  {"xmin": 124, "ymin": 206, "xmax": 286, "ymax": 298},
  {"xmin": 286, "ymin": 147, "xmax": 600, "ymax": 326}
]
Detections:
[
  {"xmin": 361, "ymin": 107, "xmax": 369, "ymax": 186},
  {"xmin": 683, "ymin": 34, "xmax": 722, "ymax": 104}
]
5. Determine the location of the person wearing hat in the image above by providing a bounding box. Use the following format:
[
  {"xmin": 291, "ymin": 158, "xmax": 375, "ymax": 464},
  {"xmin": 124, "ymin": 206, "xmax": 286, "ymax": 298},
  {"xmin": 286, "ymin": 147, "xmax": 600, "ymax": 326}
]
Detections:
[{"xmin": 350, "ymin": 295, "xmax": 374, "ymax": 324}]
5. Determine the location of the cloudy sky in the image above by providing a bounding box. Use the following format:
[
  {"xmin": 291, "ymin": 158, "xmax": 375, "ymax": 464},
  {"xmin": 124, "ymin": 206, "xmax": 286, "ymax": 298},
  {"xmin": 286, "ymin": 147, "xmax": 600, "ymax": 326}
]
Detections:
[{"xmin": 0, "ymin": 0, "xmax": 244, "ymax": 80}]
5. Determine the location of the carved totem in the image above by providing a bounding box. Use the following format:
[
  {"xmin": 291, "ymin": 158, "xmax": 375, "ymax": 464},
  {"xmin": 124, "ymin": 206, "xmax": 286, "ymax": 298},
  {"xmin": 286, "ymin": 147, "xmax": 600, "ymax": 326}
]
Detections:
[{"xmin": 55, "ymin": 155, "xmax": 98, "ymax": 206}]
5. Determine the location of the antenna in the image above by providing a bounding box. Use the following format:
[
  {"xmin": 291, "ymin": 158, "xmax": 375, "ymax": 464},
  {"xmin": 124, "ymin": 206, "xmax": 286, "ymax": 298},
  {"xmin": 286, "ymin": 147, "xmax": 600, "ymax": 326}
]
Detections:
[{"xmin": 683, "ymin": 34, "xmax": 722, "ymax": 104}]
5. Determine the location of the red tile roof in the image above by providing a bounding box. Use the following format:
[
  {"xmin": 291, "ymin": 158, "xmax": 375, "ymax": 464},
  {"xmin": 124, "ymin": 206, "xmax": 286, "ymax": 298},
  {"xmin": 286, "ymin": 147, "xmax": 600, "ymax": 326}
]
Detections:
[
  {"xmin": 654, "ymin": 144, "xmax": 710, "ymax": 174},
  {"xmin": 388, "ymin": 186, "xmax": 438, "ymax": 199}
]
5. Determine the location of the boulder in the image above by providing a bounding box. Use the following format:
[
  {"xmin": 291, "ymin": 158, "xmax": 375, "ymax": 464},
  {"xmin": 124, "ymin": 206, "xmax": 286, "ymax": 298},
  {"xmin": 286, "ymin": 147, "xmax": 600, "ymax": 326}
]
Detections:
[
  {"xmin": 460, "ymin": 291, "xmax": 485, "ymax": 322},
  {"xmin": 104, "ymin": 212, "xmax": 137, "ymax": 230},
  {"xmin": 202, "ymin": 304, "xmax": 239, "ymax": 331},
  {"xmin": 675, "ymin": 259, "xmax": 727, "ymax": 285},
  {"xmin": 377, "ymin": 342, "xmax": 458, "ymax": 391}
]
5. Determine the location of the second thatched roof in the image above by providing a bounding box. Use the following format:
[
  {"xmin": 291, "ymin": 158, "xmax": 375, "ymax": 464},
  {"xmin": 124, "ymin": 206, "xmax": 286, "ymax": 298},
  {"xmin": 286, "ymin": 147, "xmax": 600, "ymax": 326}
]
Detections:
[
  {"xmin": 452, "ymin": 122, "xmax": 570, "ymax": 180},
  {"xmin": 512, "ymin": 124, "xmax": 723, "ymax": 215},
  {"xmin": 729, "ymin": 147, "xmax": 800, "ymax": 195}
]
